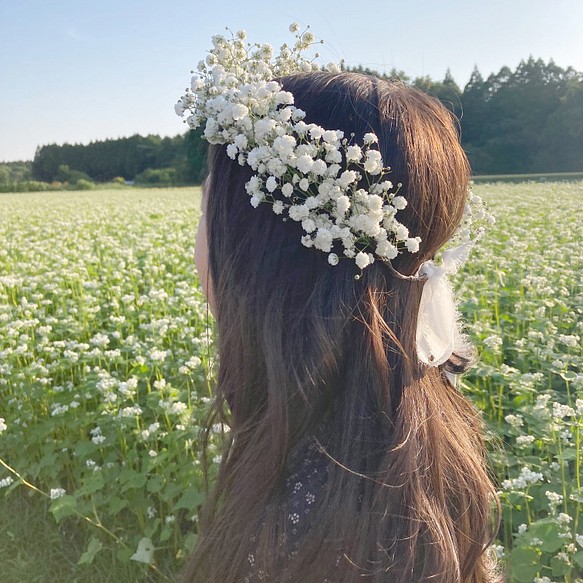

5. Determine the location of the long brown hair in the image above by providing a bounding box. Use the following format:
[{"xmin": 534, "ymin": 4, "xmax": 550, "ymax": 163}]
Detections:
[{"xmin": 183, "ymin": 72, "xmax": 502, "ymax": 582}]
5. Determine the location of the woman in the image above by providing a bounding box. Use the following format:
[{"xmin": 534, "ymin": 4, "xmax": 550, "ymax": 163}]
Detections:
[{"xmin": 179, "ymin": 29, "xmax": 501, "ymax": 583}]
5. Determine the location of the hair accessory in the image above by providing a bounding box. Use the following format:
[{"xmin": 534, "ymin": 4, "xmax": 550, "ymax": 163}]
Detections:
[
  {"xmin": 414, "ymin": 193, "xmax": 494, "ymax": 367},
  {"xmin": 175, "ymin": 24, "xmax": 425, "ymax": 270}
]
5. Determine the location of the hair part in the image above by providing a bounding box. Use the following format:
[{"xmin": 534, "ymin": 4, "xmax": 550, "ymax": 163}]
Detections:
[{"xmin": 183, "ymin": 72, "xmax": 501, "ymax": 583}]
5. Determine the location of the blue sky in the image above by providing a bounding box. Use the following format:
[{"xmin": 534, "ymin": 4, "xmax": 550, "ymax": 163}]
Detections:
[{"xmin": 1, "ymin": 0, "xmax": 582, "ymax": 162}]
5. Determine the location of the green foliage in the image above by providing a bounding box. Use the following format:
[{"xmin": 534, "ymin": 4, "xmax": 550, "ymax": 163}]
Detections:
[
  {"xmin": 0, "ymin": 184, "xmax": 581, "ymax": 582},
  {"xmin": 0, "ymin": 188, "xmax": 215, "ymax": 581},
  {"xmin": 454, "ymin": 181, "xmax": 583, "ymax": 582},
  {"xmin": 31, "ymin": 133, "xmax": 207, "ymax": 186},
  {"xmin": 346, "ymin": 60, "xmax": 583, "ymax": 174},
  {"xmin": 0, "ymin": 160, "xmax": 32, "ymax": 183},
  {"xmin": 135, "ymin": 167, "xmax": 177, "ymax": 185}
]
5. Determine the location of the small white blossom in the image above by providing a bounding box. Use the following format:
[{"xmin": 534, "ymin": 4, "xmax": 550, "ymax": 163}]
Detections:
[
  {"xmin": 50, "ymin": 488, "xmax": 66, "ymax": 500},
  {"xmin": 0, "ymin": 476, "xmax": 14, "ymax": 488}
]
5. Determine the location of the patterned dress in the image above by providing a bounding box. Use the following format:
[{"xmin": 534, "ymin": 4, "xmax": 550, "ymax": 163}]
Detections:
[{"xmin": 243, "ymin": 428, "xmax": 332, "ymax": 581}]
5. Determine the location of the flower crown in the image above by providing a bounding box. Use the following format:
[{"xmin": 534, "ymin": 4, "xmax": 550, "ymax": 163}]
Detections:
[{"xmin": 175, "ymin": 24, "xmax": 438, "ymax": 271}]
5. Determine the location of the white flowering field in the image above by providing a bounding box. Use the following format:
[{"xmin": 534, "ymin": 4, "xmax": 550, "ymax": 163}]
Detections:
[{"xmin": 0, "ymin": 183, "xmax": 581, "ymax": 582}]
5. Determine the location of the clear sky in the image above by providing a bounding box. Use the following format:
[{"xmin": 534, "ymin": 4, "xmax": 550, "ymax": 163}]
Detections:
[{"xmin": 1, "ymin": 0, "xmax": 582, "ymax": 162}]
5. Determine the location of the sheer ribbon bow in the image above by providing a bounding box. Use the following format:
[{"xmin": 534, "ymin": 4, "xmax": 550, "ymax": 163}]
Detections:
[{"xmin": 415, "ymin": 243, "xmax": 472, "ymax": 367}]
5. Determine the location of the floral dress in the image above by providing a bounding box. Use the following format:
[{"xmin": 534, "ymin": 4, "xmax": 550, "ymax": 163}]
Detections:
[{"xmin": 243, "ymin": 429, "xmax": 331, "ymax": 581}]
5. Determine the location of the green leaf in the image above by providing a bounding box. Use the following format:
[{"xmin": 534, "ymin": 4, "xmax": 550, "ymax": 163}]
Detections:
[
  {"xmin": 173, "ymin": 486, "xmax": 204, "ymax": 511},
  {"xmin": 528, "ymin": 519, "xmax": 564, "ymax": 553},
  {"xmin": 130, "ymin": 537, "xmax": 155, "ymax": 564},
  {"xmin": 560, "ymin": 447, "xmax": 578, "ymax": 461},
  {"xmin": 184, "ymin": 533, "xmax": 198, "ymax": 553},
  {"xmin": 147, "ymin": 475, "xmax": 165, "ymax": 493},
  {"xmin": 159, "ymin": 525, "xmax": 172, "ymax": 543},
  {"xmin": 550, "ymin": 555, "xmax": 571, "ymax": 577},
  {"xmin": 119, "ymin": 468, "xmax": 147, "ymax": 493},
  {"xmin": 108, "ymin": 496, "xmax": 129, "ymax": 515},
  {"xmin": 509, "ymin": 547, "xmax": 540, "ymax": 583},
  {"xmin": 76, "ymin": 472, "xmax": 105, "ymax": 496},
  {"xmin": 77, "ymin": 536, "xmax": 103, "ymax": 565},
  {"xmin": 573, "ymin": 551, "xmax": 583, "ymax": 569},
  {"xmin": 49, "ymin": 495, "xmax": 77, "ymax": 522}
]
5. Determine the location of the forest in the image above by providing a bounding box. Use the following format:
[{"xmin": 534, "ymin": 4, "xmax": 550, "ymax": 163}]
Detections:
[{"xmin": 2, "ymin": 57, "xmax": 582, "ymax": 189}]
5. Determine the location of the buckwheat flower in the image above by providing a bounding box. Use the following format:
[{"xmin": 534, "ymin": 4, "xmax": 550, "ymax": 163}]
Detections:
[
  {"xmin": 148, "ymin": 450, "xmax": 158, "ymax": 458},
  {"xmin": 92, "ymin": 434, "xmax": 106, "ymax": 445},
  {"xmin": 0, "ymin": 476, "xmax": 14, "ymax": 488},
  {"xmin": 546, "ymin": 490, "xmax": 563, "ymax": 506},
  {"xmin": 0, "ymin": 418, "xmax": 6, "ymax": 433},
  {"xmin": 557, "ymin": 512, "xmax": 572, "ymax": 524},
  {"xmin": 289, "ymin": 22, "xmax": 300, "ymax": 33},
  {"xmin": 149, "ymin": 349, "xmax": 167, "ymax": 362},
  {"xmin": 147, "ymin": 506, "xmax": 157, "ymax": 519},
  {"xmin": 505, "ymin": 414, "xmax": 524, "ymax": 427},
  {"xmin": 363, "ymin": 133, "xmax": 378, "ymax": 145},
  {"xmin": 558, "ymin": 334, "xmax": 580, "ymax": 348},
  {"xmin": 516, "ymin": 435, "xmax": 535, "ymax": 446},
  {"xmin": 491, "ymin": 544, "xmax": 505, "ymax": 559},
  {"xmin": 50, "ymin": 488, "xmax": 66, "ymax": 500},
  {"xmin": 165, "ymin": 514, "xmax": 176, "ymax": 524},
  {"xmin": 552, "ymin": 402, "xmax": 575, "ymax": 421},
  {"xmin": 517, "ymin": 524, "xmax": 528, "ymax": 534}
]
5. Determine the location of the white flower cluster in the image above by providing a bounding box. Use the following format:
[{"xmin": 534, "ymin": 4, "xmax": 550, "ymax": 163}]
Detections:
[
  {"xmin": 501, "ymin": 466, "xmax": 544, "ymax": 490},
  {"xmin": 175, "ymin": 25, "xmax": 423, "ymax": 269}
]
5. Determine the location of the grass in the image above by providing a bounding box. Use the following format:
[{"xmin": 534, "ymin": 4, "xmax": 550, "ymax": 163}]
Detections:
[{"xmin": 0, "ymin": 490, "xmax": 171, "ymax": 583}]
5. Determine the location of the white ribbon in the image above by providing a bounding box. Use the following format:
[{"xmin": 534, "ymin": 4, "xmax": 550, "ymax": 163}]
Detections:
[{"xmin": 415, "ymin": 243, "xmax": 472, "ymax": 366}]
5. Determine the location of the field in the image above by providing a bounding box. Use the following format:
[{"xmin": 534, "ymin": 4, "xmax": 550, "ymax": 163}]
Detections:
[{"xmin": 0, "ymin": 183, "xmax": 581, "ymax": 582}]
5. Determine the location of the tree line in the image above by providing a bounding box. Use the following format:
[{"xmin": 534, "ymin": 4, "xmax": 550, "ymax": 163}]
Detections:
[{"xmin": 8, "ymin": 57, "xmax": 582, "ymax": 188}]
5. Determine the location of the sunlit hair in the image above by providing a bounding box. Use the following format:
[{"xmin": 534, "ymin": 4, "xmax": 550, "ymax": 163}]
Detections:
[{"xmin": 182, "ymin": 72, "xmax": 502, "ymax": 583}]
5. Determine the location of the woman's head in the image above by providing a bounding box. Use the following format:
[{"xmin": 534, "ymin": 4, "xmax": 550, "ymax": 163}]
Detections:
[
  {"xmin": 188, "ymin": 72, "xmax": 499, "ymax": 583},
  {"xmin": 201, "ymin": 71, "xmax": 472, "ymax": 406}
]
